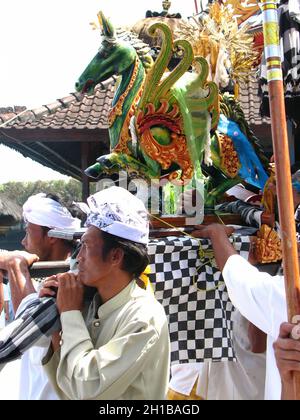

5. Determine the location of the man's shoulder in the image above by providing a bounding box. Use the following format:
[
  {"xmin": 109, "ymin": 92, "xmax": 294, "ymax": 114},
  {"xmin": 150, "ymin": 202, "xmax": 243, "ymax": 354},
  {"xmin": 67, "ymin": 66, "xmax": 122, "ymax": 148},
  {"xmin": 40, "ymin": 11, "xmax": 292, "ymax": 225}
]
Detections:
[{"xmin": 120, "ymin": 286, "xmax": 168, "ymax": 332}]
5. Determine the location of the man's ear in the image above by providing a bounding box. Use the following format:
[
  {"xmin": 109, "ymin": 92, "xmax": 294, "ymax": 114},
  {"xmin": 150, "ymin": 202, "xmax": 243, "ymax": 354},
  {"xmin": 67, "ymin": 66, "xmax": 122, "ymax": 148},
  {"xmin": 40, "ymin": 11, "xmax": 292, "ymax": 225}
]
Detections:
[
  {"xmin": 47, "ymin": 236, "xmax": 60, "ymax": 246},
  {"xmin": 109, "ymin": 248, "xmax": 124, "ymax": 268}
]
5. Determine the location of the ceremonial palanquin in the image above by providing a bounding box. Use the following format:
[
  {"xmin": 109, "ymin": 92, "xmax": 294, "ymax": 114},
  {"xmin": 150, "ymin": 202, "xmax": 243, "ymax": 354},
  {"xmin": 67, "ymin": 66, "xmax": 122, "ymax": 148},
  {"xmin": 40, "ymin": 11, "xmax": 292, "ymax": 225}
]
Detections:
[{"xmin": 76, "ymin": 12, "xmax": 269, "ymax": 207}]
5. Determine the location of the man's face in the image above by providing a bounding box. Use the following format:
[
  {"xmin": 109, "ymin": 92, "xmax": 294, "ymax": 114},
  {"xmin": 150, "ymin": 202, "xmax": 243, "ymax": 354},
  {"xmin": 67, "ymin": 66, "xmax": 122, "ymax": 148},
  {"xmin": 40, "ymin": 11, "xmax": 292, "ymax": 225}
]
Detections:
[
  {"xmin": 21, "ymin": 222, "xmax": 52, "ymax": 260},
  {"xmin": 77, "ymin": 226, "xmax": 113, "ymax": 287}
]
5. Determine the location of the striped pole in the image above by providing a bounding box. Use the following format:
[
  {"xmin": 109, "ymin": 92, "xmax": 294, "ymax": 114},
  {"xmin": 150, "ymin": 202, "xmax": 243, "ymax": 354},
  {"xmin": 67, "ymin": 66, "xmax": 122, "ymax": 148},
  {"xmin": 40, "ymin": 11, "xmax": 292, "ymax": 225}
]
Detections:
[{"xmin": 261, "ymin": 0, "xmax": 300, "ymax": 399}]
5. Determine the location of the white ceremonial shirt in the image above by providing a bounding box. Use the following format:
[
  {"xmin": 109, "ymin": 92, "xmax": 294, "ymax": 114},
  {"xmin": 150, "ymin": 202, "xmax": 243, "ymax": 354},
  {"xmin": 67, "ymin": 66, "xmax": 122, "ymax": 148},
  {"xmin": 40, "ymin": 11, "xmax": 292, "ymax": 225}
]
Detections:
[
  {"xmin": 223, "ymin": 255, "xmax": 287, "ymax": 400},
  {"xmin": 43, "ymin": 280, "xmax": 170, "ymax": 400},
  {"xmin": 17, "ymin": 293, "xmax": 59, "ymax": 400},
  {"xmin": 14, "ymin": 257, "xmax": 74, "ymax": 400}
]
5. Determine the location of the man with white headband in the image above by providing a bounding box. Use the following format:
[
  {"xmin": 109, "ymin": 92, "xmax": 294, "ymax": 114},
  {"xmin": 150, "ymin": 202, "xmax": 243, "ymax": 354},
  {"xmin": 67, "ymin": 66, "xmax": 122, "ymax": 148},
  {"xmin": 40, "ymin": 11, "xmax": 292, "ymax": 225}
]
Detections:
[
  {"xmin": 40, "ymin": 186, "xmax": 170, "ymax": 400},
  {"xmin": 0, "ymin": 193, "xmax": 81, "ymax": 400},
  {"xmin": 21, "ymin": 193, "xmax": 81, "ymax": 261}
]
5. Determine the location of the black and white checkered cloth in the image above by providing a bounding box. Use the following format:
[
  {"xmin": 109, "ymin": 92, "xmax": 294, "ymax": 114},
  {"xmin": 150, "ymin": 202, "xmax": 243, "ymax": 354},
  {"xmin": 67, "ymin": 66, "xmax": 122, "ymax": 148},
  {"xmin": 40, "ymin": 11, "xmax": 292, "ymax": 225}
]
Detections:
[
  {"xmin": 0, "ymin": 235, "xmax": 251, "ymax": 367},
  {"xmin": 148, "ymin": 235, "xmax": 251, "ymax": 364},
  {"xmin": 260, "ymin": 0, "xmax": 300, "ymax": 120},
  {"xmin": 0, "ymin": 297, "xmax": 60, "ymax": 369}
]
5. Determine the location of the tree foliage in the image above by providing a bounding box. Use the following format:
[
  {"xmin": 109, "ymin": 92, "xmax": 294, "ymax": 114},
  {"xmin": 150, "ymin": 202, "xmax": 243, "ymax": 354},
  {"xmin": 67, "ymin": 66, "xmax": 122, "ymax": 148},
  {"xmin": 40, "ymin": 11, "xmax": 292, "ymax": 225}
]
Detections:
[{"xmin": 0, "ymin": 179, "xmax": 94, "ymax": 207}]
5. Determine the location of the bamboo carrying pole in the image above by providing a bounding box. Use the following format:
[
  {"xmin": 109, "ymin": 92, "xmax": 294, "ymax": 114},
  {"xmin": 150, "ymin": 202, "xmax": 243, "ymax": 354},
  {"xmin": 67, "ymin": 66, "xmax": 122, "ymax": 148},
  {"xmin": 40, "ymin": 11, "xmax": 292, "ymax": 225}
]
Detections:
[{"xmin": 261, "ymin": 0, "xmax": 300, "ymax": 399}]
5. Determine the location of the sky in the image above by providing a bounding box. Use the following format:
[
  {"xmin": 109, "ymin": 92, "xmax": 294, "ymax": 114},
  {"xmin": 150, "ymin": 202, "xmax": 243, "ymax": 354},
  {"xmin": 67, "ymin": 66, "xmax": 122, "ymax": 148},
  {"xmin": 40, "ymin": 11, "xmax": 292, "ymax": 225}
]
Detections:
[{"xmin": 0, "ymin": 0, "xmax": 197, "ymax": 183}]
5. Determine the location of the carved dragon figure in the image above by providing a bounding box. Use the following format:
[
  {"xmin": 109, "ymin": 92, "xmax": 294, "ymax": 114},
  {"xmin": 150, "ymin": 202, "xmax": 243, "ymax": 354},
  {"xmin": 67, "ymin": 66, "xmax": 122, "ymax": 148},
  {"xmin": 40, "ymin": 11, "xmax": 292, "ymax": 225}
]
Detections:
[{"xmin": 76, "ymin": 12, "xmax": 269, "ymax": 207}]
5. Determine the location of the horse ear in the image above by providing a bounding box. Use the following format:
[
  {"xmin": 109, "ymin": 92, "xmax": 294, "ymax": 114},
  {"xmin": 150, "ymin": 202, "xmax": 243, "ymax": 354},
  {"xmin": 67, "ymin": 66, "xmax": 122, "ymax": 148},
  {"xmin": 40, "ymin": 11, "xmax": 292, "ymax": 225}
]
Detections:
[{"xmin": 97, "ymin": 11, "xmax": 115, "ymax": 39}]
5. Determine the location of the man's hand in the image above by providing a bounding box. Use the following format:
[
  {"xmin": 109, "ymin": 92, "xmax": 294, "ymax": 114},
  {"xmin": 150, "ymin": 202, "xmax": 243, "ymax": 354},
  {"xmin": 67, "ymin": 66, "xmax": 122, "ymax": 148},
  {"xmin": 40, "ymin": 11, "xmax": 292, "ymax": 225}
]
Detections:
[
  {"xmin": 0, "ymin": 251, "xmax": 39, "ymax": 271},
  {"xmin": 15, "ymin": 251, "xmax": 39, "ymax": 267},
  {"xmin": 191, "ymin": 223, "xmax": 237, "ymax": 271},
  {"xmin": 0, "ymin": 251, "xmax": 38, "ymax": 314},
  {"xmin": 56, "ymin": 272, "xmax": 84, "ymax": 314},
  {"xmin": 192, "ymin": 223, "xmax": 235, "ymax": 239},
  {"xmin": 39, "ymin": 275, "xmax": 59, "ymax": 298},
  {"xmin": 273, "ymin": 322, "xmax": 300, "ymax": 384}
]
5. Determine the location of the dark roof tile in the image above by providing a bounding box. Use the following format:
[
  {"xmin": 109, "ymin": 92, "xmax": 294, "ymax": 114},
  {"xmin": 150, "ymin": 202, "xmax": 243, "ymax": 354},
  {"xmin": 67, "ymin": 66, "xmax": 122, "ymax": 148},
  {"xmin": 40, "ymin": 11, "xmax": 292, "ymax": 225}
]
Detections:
[
  {"xmin": 59, "ymin": 95, "xmax": 79, "ymax": 107},
  {"xmin": 1, "ymin": 78, "xmax": 116, "ymax": 130},
  {"xmin": 44, "ymin": 101, "xmax": 64, "ymax": 114},
  {"xmin": 18, "ymin": 111, "xmax": 35, "ymax": 122},
  {"xmin": 32, "ymin": 106, "xmax": 49, "ymax": 118}
]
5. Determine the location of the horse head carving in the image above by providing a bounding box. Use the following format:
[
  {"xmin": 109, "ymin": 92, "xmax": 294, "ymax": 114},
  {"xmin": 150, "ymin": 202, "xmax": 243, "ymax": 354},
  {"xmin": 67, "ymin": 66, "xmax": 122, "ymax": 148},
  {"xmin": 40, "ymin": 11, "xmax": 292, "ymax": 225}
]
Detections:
[{"xmin": 76, "ymin": 12, "xmax": 269, "ymax": 206}]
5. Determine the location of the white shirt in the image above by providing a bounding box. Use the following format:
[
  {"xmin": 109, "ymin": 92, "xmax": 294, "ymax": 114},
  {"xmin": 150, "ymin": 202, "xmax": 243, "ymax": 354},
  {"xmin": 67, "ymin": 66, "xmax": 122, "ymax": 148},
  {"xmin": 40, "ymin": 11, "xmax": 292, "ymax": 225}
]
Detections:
[
  {"xmin": 16, "ymin": 293, "xmax": 59, "ymax": 400},
  {"xmin": 223, "ymin": 254, "xmax": 287, "ymax": 400},
  {"xmin": 43, "ymin": 281, "xmax": 170, "ymax": 400}
]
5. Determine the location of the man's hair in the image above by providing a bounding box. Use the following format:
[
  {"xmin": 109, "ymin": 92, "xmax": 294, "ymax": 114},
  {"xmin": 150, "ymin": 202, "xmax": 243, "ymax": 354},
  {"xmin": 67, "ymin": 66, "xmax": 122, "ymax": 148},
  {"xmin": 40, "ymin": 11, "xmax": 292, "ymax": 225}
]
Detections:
[
  {"xmin": 101, "ymin": 231, "xmax": 149, "ymax": 278},
  {"xmin": 44, "ymin": 193, "xmax": 86, "ymax": 225},
  {"xmin": 45, "ymin": 193, "xmax": 61, "ymax": 203}
]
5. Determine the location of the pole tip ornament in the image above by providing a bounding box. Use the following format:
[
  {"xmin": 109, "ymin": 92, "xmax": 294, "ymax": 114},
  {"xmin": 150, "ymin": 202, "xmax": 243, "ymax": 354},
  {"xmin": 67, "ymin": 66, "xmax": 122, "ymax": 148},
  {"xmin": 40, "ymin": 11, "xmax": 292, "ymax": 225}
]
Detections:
[
  {"xmin": 97, "ymin": 11, "xmax": 116, "ymax": 41},
  {"xmin": 162, "ymin": 0, "xmax": 172, "ymax": 13}
]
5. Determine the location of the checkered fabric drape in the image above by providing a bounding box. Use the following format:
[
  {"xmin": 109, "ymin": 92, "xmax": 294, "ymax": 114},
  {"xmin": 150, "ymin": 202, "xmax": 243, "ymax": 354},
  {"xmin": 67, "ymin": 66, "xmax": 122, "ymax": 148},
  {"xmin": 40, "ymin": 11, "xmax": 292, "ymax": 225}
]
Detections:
[{"xmin": 148, "ymin": 236, "xmax": 251, "ymax": 364}]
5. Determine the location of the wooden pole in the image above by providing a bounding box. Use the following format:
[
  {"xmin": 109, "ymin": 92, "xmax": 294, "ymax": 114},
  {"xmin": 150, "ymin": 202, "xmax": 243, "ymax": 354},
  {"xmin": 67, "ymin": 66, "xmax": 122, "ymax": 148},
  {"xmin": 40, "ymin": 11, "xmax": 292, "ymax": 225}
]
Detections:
[
  {"xmin": 261, "ymin": 0, "xmax": 300, "ymax": 399},
  {"xmin": 81, "ymin": 142, "xmax": 90, "ymax": 202}
]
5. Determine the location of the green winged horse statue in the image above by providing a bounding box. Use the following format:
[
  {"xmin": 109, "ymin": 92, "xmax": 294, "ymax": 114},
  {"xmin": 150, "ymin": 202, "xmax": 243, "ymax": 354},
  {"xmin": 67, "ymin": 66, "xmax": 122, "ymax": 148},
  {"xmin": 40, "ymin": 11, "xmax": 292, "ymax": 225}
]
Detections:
[{"xmin": 76, "ymin": 12, "xmax": 269, "ymax": 206}]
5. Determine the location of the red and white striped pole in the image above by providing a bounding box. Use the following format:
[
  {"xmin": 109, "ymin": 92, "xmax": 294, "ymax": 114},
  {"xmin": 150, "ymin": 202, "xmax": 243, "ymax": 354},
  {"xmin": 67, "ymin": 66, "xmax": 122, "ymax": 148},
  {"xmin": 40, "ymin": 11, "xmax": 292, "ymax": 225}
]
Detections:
[{"xmin": 261, "ymin": 0, "xmax": 300, "ymax": 399}]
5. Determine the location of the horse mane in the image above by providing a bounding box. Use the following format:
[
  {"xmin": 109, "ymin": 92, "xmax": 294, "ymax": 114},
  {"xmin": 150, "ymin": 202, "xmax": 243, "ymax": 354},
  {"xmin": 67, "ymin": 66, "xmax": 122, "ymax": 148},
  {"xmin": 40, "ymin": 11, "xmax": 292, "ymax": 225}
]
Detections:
[
  {"xmin": 220, "ymin": 93, "xmax": 270, "ymax": 171},
  {"xmin": 116, "ymin": 27, "xmax": 154, "ymax": 72}
]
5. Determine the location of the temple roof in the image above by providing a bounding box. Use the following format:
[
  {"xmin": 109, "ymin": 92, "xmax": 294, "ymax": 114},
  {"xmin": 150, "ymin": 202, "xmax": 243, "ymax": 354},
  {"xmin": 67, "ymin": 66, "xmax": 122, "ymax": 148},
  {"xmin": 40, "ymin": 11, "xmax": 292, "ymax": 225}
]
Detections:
[
  {"xmin": 0, "ymin": 78, "xmax": 116, "ymax": 130},
  {"xmin": 0, "ymin": 78, "xmax": 116, "ymax": 180},
  {"xmin": 0, "ymin": 193, "xmax": 22, "ymax": 226}
]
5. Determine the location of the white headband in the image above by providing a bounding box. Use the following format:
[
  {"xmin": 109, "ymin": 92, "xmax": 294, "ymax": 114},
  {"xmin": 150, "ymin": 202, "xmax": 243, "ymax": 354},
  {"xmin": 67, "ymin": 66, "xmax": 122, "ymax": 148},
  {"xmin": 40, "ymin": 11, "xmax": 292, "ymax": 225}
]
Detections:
[
  {"xmin": 85, "ymin": 187, "xmax": 149, "ymax": 244},
  {"xmin": 23, "ymin": 193, "xmax": 81, "ymax": 230}
]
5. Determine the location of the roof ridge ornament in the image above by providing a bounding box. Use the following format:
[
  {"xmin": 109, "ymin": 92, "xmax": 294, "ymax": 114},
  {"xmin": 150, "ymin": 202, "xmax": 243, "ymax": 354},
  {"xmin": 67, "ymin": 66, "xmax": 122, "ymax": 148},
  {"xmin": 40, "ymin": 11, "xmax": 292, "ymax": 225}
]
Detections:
[
  {"xmin": 222, "ymin": 0, "xmax": 260, "ymax": 25},
  {"xmin": 162, "ymin": 1, "xmax": 172, "ymax": 13}
]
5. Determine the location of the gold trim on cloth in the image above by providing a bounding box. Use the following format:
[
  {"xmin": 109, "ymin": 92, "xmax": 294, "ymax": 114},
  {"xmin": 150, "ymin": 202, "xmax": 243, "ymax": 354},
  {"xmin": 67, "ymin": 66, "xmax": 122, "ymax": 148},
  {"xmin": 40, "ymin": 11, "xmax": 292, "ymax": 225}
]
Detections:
[{"xmin": 167, "ymin": 382, "xmax": 204, "ymax": 401}]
